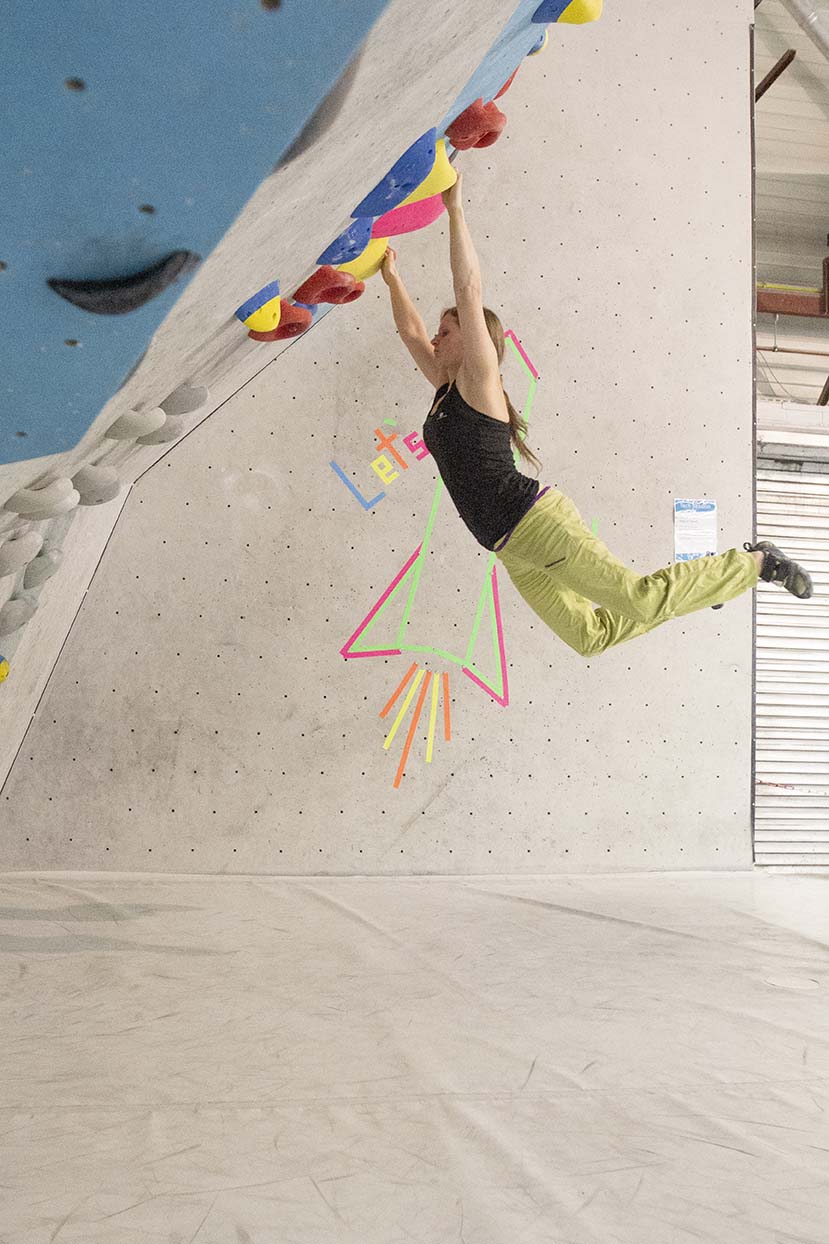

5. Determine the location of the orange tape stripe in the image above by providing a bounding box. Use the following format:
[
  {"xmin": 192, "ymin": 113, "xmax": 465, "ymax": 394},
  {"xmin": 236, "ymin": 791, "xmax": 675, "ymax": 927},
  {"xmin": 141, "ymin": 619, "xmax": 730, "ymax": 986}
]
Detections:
[
  {"xmin": 442, "ymin": 672, "xmax": 451, "ymax": 741},
  {"xmin": 380, "ymin": 662, "xmax": 419, "ymax": 718},
  {"xmin": 394, "ymin": 671, "xmax": 432, "ymax": 789}
]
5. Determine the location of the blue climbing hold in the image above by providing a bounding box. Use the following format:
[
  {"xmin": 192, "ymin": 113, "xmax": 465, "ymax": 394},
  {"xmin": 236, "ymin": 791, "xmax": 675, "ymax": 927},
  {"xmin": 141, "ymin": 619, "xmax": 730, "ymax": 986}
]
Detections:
[
  {"xmin": 235, "ymin": 280, "xmax": 281, "ymax": 324},
  {"xmin": 351, "ymin": 130, "xmax": 437, "ymax": 218},
  {"xmin": 531, "ymin": 0, "xmax": 572, "ymax": 21},
  {"xmin": 317, "ymin": 218, "xmax": 373, "ymax": 266}
]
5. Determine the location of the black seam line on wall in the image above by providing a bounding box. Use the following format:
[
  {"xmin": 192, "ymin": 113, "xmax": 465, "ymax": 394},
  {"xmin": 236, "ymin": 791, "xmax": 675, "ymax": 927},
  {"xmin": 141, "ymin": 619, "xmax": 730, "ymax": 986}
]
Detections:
[
  {"xmin": 750, "ymin": 19, "xmax": 758, "ymax": 866},
  {"xmin": 0, "ymin": 489, "xmax": 135, "ymax": 800},
  {"xmin": 132, "ymin": 323, "xmax": 310, "ymax": 489}
]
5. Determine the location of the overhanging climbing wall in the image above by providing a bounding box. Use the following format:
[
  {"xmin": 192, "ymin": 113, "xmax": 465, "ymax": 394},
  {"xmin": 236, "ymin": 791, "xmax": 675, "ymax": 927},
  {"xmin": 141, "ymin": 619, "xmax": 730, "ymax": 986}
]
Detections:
[
  {"xmin": 0, "ymin": 0, "xmax": 756, "ymax": 873},
  {"xmin": 1, "ymin": 0, "xmax": 393, "ymax": 464},
  {"xmin": 0, "ymin": 0, "xmax": 537, "ymax": 755},
  {"xmin": 0, "ymin": 0, "xmax": 572, "ymax": 766}
]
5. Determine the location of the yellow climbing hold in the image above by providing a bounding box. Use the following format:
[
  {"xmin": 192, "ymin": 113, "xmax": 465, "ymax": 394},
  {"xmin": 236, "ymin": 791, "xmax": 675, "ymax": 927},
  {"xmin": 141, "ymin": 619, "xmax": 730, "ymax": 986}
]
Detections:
[
  {"xmin": 244, "ymin": 296, "xmax": 282, "ymax": 333},
  {"xmin": 0, "ymin": 657, "xmax": 9, "ymax": 685},
  {"xmin": 395, "ymin": 138, "xmax": 455, "ymax": 210},
  {"xmin": 338, "ymin": 235, "xmax": 390, "ymax": 282},
  {"xmin": 558, "ymin": 0, "xmax": 603, "ymax": 23}
]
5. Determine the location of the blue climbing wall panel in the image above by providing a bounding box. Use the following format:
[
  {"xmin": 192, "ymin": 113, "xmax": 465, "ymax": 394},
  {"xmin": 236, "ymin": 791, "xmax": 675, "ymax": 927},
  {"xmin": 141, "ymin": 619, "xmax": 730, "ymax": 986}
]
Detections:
[
  {"xmin": 2, "ymin": 0, "xmax": 600, "ymax": 468},
  {"xmin": 1, "ymin": 0, "xmax": 390, "ymax": 464}
]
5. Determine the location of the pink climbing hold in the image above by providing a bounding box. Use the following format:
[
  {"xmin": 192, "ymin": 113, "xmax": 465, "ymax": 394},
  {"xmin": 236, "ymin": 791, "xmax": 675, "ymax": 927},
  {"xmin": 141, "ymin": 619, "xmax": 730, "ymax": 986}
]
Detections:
[{"xmin": 370, "ymin": 193, "xmax": 445, "ymax": 240}]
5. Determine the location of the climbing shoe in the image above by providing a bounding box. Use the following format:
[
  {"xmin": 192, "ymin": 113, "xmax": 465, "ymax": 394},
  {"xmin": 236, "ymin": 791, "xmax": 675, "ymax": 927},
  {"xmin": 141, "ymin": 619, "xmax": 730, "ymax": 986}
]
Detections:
[{"xmin": 743, "ymin": 540, "xmax": 813, "ymax": 600}]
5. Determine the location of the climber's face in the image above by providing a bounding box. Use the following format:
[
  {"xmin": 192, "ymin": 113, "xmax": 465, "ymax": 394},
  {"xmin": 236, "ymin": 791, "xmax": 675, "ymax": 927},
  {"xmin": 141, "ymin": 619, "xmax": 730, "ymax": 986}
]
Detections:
[{"xmin": 431, "ymin": 312, "xmax": 463, "ymax": 369}]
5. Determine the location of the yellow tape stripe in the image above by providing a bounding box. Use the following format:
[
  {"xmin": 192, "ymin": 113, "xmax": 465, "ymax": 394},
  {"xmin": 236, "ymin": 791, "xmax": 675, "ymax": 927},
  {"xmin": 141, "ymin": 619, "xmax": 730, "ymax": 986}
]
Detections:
[
  {"xmin": 384, "ymin": 668, "xmax": 425, "ymax": 751},
  {"xmin": 425, "ymin": 672, "xmax": 440, "ymax": 764}
]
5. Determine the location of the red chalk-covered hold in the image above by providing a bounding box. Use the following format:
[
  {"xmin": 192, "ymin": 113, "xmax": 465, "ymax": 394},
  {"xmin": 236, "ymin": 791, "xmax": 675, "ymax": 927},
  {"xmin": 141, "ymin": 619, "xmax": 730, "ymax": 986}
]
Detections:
[
  {"xmin": 445, "ymin": 99, "xmax": 507, "ymax": 151},
  {"xmin": 294, "ymin": 266, "xmax": 360, "ymax": 305},
  {"xmin": 247, "ymin": 302, "xmax": 313, "ymax": 341},
  {"xmin": 474, "ymin": 103, "xmax": 507, "ymax": 147}
]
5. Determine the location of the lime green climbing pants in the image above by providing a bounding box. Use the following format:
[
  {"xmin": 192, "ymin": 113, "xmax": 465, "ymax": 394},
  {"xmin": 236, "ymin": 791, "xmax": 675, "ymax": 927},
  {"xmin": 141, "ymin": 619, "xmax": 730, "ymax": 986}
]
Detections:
[{"xmin": 495, "ymin": 489, "xmax": 759, "ymax": 658}]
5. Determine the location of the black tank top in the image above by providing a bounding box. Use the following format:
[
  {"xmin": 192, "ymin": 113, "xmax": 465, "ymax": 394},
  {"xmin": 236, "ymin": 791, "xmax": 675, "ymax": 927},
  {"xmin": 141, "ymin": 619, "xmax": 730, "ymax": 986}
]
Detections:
[{"xmin": 422, "ymin": 380, "xmax": 540, "ymax": 550}]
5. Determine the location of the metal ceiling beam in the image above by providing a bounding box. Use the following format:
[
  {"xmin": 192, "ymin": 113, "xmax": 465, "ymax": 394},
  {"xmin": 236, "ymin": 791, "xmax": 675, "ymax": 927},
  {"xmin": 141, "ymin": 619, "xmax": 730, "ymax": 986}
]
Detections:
[
  {"xmin": 757, "ymin": 344, "xmax": 829, "ymax": 357},
  {"xmin": 778, "ymin": 0, "xmax": 829, "ymax": 62}
]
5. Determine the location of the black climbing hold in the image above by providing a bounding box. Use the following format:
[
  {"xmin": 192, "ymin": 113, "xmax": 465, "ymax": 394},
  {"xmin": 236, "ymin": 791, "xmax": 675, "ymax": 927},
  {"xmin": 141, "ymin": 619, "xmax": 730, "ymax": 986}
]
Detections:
[{"xmin": 47, "ymin": 250, "xmax": 202, "ymax": 315}]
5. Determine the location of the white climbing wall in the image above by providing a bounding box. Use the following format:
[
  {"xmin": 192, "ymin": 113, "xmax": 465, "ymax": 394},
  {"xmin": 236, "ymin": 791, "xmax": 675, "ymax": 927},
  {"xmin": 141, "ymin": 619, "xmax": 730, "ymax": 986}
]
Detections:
[{"xmin": 0, "ymin": 0, "xmax": 757, "ymax": 873}]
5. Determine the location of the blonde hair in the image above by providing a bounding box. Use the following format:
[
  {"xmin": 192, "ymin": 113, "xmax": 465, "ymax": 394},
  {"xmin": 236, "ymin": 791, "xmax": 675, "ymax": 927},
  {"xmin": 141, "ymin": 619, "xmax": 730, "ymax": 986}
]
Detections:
[{"xmin": 442, "ymin": 306, "xmax": 542, "ymax": 475}]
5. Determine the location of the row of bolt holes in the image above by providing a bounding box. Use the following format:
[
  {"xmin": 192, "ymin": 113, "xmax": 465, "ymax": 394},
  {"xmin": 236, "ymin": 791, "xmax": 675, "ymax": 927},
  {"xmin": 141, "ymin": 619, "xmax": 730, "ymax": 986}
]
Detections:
[
  {"xmin": 16, "ymin": 816, "xmax": 721, "ymax": 855},
  {"xmin": 16, "ymin": 844, "xmax": 709, "ymax": 854}
]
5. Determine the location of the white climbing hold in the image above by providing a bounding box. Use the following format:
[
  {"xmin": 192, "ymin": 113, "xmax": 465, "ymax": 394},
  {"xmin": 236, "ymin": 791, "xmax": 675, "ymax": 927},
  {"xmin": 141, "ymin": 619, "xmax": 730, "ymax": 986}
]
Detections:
[
  {"xmin": 23, "ymin": 492, "xmax": 81, "ymax": 521},
  {"xmin": 0, "ymin": 530, "xmax": 44, "ymax": 578},
  {"xmin": 23, "ymin": 544, "xmax": 63, "ymax": 589},
  {"xmin": 0, "ymin": 594, "xmax": 38, "ymax": 637},
  {"xmin": 137, "ymin": 413, "xmax": 187, "ymax": 445},
  {"xmin": 72, "ymin": 464, "xmax": 122, "ymax": 505},
  {"xmin": 105, "ymin": 406, "xmax": 167, "ymax": 440},
  {"xmin": 160, "ymin": 384, "xmax": 209, "ymax": 417},
  {"xmin": 4, "ymin": 478, "xmax": 78, "ymax": 518}
]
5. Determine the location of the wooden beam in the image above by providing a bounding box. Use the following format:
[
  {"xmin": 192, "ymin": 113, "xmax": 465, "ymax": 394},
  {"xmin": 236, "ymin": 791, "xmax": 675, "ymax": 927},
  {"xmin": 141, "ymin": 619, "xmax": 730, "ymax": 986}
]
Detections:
[
  {"xmin": 757, "ymin": 290, "xmax": 825, "ymax": 316},
  {"xmin": 757, "ymin": 256, "xmax": 829, "ymax": 317},
  {"xmin": 819, "ymin": 375, "xmax": 829, "ymax": 407},
  {"xmin": 755, "ymin": 49, "xmax": 797, "ymax": 101}
]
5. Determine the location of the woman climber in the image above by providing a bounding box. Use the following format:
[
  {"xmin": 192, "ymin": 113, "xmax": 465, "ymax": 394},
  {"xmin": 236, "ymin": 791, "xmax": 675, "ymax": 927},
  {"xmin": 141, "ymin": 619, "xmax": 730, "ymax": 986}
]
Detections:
[{"xmin": 380, "ymin": 170, "xmax": 812, "ymax": 658}]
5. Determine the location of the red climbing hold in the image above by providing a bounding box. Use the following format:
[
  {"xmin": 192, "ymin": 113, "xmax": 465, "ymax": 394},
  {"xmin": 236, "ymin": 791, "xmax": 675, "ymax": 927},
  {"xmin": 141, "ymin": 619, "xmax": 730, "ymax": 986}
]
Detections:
[
  {"xmin": 445, "ymin": 99, "xmax": 507, "ymax": 150},
  {"xmin": 294, "ymin": 266, "xmax": 359, "ymax": 305},
  {"xmin": 474, "ymin": 103, "xmax": 507, "ymax": 147},
  {"xmin": 494, "ymin": 67, "xmax": 519, "ymax": 99},
  {"xmin": 334, "ymin": 280, "xmax": 365, "ymax": 304},
  {"xmin": 247, "ymin": 303, "xmax": 313, "ymax": 341}
]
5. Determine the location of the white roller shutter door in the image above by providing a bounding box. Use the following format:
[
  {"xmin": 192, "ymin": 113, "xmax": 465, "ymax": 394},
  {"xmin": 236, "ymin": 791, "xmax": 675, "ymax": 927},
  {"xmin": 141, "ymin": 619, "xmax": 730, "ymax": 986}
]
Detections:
[{"xmin": 754, "ymin": 468, "xmax": 829, "ymax": 867}]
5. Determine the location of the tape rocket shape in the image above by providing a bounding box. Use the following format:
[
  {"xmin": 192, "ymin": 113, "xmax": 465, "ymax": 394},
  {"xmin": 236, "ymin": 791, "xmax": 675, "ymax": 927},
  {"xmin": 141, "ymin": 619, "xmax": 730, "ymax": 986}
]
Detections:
[{"xmin": 341, "ymin": 330, "xmax": 541, "ymax": 710}]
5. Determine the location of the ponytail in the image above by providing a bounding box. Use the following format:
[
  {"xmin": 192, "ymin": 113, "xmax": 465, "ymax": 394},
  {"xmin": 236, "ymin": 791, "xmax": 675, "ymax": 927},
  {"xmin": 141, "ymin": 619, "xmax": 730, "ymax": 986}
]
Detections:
[
  {"xmin": 444, "ymin": 305, "xmax": 542, "ymax": 477},
  {"xmin": 501, "ymin": 376, "xmax": 542, "ymax": 476}
]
